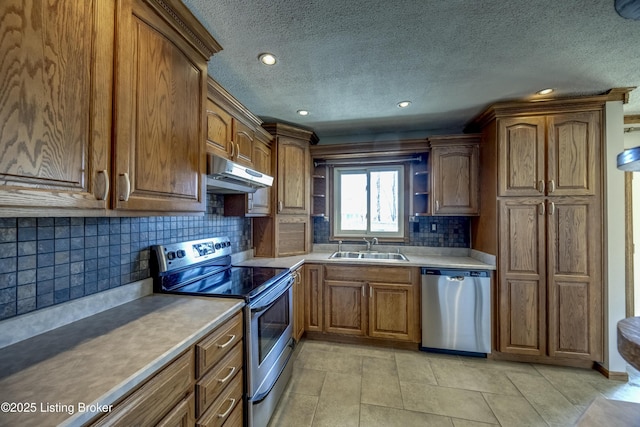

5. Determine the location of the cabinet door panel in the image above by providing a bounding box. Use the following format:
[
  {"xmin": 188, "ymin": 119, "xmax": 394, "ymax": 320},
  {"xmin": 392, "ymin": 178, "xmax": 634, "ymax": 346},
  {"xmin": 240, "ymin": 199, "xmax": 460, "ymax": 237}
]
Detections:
[
  {"xmin": 498, "ymin": 199, "xmax": 545, "ymax": 355},
  {"xmin": 277, "ymin": 137, "xmax": 308, "ymax": 214},
  {"xmin": 431, "ymin": 145, "xmax": 478, "ymax": 215},
  {"xmin": 498, "ymin": 117, "xmax": 546, "ymax": 197},
  {"xmin": 114, "ymin": 0, "xmax": 205, "ymax": 212},
  {"xmin": 206, "ymin": 100, "xmax": 232, "ymax": 158},
  {"xmin": 547, "ymin": 111, "xmax": 599, "ymax": 196},
  {"xmin": 305, "ymin": 264, "xmax": 323, "ymax": 332},
  {"xmin": 0, "ymin": 0, "xmax": 111, "ymax": 212},
  {"xmin": 233, "ymin": 120, "xmax": 254, "ymax": 167},
  {"xmin": 547, "ymin": 197, "xmax": 602, "ymax": 360},
  {"xmin": 368, "ymin": 282, "xmax": 416, "ymax": 341},
  {"xmin": 324, "ymin": 280, "xmax": 366, "ymax": 335},
  {"xmin": 249, "ymin": 139, "xmax": 271, "ymax": 215}
]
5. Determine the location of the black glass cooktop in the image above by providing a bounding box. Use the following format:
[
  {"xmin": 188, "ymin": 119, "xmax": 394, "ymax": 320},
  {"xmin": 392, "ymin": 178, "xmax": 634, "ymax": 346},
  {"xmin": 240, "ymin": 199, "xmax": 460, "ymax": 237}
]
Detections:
[{"xmin": 160, "ymin": 266, "xmax": 290, "ymax": 302}]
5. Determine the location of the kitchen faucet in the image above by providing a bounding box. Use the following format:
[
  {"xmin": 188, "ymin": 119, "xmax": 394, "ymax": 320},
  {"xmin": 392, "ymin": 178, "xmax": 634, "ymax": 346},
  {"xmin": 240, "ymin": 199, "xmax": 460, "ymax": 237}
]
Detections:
[{"xmin": 363, "ymin": 237, "xmax": 378, "ymax": 251}]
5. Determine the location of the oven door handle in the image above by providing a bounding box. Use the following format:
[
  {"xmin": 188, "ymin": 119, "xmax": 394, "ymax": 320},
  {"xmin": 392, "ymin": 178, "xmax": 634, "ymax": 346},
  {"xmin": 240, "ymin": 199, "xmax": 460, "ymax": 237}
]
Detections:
[
  {"xmin": 252, "ymin": 338, "xmax": 296, "ymax": 404},
  {"xmin": 250, "ymin": 277, "xmax": 293, "ymax": 314}
]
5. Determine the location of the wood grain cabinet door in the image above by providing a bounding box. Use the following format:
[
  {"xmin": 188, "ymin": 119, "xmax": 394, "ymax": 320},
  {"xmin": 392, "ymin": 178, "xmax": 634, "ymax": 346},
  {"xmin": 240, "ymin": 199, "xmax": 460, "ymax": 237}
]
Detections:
[
  {"xmin": 277, "ymin": 137, "xmax": 309, "ymax": 215},
  {"xmin": 546, "ymin": 111, "xmax": 600, "ymax": 197},
  {"xmin": 248, "ymin": 138, "xmax": 271, "ymax": 215},
  {"xmin": 498, "ymin": 198, "xmax": 546, "ymax": 356},
  {"xmin": 205, "ymin": 100, "xmax": 233, "ymax": 158},
  {"xmin": 0, "ymin": 0, "xmax": 113, "ymax": 214},
  {"xmin": 431, "ymin": 144, "xmax": 479, "ymax": 215},
  {"xmin": 546, "ymin": 197, "xmax": 603, "ymax": 361},
  {"xmin": 112, "ymin": 0, "xmax": 206, "ymax": 213},
  {"xmin": 233, "ymin": 120, "xmax": 254, "ymax": 167},
  {"xmin": 304, "ymin": 264, "xmax": 323, "ymax": 332},
  {"xmin": 368, "ymin": 282, "xmax": 416, "ymax": 341},
  {"xmin": 498, "ymin": 117, "xmax": 546, "ymax": 197},
  {"xmin": 324, "ymin": 280, "xmax": 367, "ymax": 336}
]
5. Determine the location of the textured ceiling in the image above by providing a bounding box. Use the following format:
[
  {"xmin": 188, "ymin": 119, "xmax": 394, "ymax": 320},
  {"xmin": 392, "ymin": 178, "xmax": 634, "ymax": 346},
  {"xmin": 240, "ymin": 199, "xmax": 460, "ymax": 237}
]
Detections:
[{"xmin": 183, "ymin": 0, "xmax": 640, "ymax": 144}]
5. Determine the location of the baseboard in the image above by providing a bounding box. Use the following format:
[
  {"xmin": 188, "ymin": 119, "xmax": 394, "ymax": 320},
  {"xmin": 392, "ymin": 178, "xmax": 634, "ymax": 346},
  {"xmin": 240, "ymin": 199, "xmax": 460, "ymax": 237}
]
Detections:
[{"xmin": 594, "ymin": 363, "xmax": 629, "ymax": 382}]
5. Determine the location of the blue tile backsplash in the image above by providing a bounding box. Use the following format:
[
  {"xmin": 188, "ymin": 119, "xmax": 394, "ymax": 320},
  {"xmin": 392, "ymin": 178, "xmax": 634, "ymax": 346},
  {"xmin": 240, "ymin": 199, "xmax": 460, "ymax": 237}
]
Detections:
[
  {"xmin": 0, "ymin": 194, "xmax": 250, "ymax": 320},
  {"xmin": 313, "ymin": 216, "xmax": 470, "ymax": 247}
]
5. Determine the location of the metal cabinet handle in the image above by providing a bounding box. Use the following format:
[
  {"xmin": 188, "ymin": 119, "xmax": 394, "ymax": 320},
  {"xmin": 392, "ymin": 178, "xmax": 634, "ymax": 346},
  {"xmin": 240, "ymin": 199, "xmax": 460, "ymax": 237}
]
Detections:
[
  {"xmin": 95, "ymin": 170, "xmax": 109, "ymax": 201},
  {"xmin": 369, "ymin": 287, "xmax": 372, "ymax": 298},
  {"xmin": 362, "ymin": 285, "xmax": 365, "ymax": 297},
  {"xmin": 118, "ymin": 173, "xmax": 130, "ymax": 201},
  {"xmin": 538, "ymin": 180, "xmax": 545, "ymax": 194},
  {"xmin": 549, "ymin": 180, "xmax": 556, "ymax": 193},
  {"xmin": 217, "ymin": 366, "xmax": 237, "ymax": 384},
  {"xmin": 539, "ymin": 202, "xmax": 545, "ymax": 215},
  {"xmin": 217, "ymin": 398, "xmax": 236, "ymax": 418},
  {"xmin": 435, "ymin": 200, "xmax": 440, "ymax": 211},
  {"xmin": 278, "ymin": 200, "xmax": 283, "ymax": 213},
  {"xmin": 217, "ymin": 334, "xmax": 236, "ymax": 349},
  {"xmin": 236, "ymin": 143, "xmax": 240, "ymax": 158},
  {"xmin": 229, "ymin": 141, "xmax": 235, "ymax": 158},
  {"xmin": 549, "ymin": 201, "xmax": 555, "ymax": 215}
]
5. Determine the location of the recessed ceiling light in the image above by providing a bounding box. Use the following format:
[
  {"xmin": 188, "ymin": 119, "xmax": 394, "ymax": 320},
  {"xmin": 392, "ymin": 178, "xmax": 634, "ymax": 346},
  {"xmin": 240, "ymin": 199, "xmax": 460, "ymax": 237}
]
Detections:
[
  {"xmin": 536, "ymin": 88, "xmax": 554, "ymax": 95},
  {"xmin": 297, "ymin": 110, "xmax": 309, "ymax": 116},
  {"xmin": 397, "ymin": 101, "xmax": 411, "ymax": 108},
  {"xmin": 258, "ymin": 53, "xmax": 277, "ymax": 66}
]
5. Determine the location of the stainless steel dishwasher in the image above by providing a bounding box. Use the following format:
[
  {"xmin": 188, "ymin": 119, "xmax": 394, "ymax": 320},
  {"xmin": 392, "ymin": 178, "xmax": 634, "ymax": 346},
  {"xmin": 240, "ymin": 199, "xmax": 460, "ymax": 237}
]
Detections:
[{"xmin": 421, "ymin": 268, "xmax": 491, "ymax": 356}]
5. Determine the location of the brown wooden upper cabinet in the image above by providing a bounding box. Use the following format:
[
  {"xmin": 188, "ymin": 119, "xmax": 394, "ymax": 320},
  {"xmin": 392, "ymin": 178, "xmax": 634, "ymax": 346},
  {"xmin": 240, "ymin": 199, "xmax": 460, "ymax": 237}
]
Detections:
[
  {"xmin": 429, "ymin": 135, "xmax": 480, "ymax": 215},
  {"xmin": 0, "ymin": 0, "xmax": 220, "ymax": 216},
  {"xmin": 277, "ymin": 136, "xmax": 310, "ymax": 215},
  {"xmin": 498, "ymin": 112, "xmax": 599, "ymax": 197}
]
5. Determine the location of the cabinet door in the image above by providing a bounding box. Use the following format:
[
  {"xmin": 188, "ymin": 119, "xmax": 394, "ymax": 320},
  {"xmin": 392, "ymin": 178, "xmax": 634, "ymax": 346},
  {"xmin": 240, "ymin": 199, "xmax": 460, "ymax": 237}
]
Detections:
[
  {"xmin": 249, "ymin": 138, "xmax": 272, "ymax": 215},
  {"xmin": 305, "ymin": 265, "xmax": 323, "ymax": 332},
  {"xmin": 546, "ymin": 111, "xmax": 600, "ymax": 197},
  {"xmin": 113, "ymin": 0, "xmax": 206, "ymax": 212},
  {"xmin": 156, "ymin": 394, "xmax": 195, "ymax": 427},
  {"xmin": 292, "ymin": 267, "xmax": 305, "ymax": 341},
  {"xmin": 277, "ymin": 137, "xmax": 309, "ymax": 215},
  {"xmin": 431, "ymin": 145, "xmax": 479, "ymax": 215},
  {"xmin": 0, "ymin": 0, "xmax": 112, "ymax": 213},
  {"xmin": 498, "ymin": 199, "xmax": 546, "ymax": 356},
  {"xmin": 324, "ymin": 280, "xmax": 366, "ymax": 336},
  {"xmin": 206, "ymin": 100, "xmax": 232, "ymax": 158},
  {"xmin": 547, "ymin": 197, "xmax": 603, "ymax": 360},
  {"xmin": 368, "ymin": 282, "xmax": 416, "ymax": 341},
  {"xmin": 233, "ymin": 120, "xmax": 254, "ymax": 167},
  {"xmin": 498, "ymin": 117, "xmax": 546, "ymax": 197},
  {"xmin": 276, "ymin": 215, "xmax": 309, "ymax": 256}
]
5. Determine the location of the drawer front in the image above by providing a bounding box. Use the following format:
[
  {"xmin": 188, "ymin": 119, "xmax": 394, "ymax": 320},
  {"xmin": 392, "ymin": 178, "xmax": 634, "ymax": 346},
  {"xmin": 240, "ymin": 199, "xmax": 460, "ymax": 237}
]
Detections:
[
  {"xmin": 92, "ymin": 349, "xmax": 194, "ymax": 426},
  {"xmin": 196, "ymin": 312, "xmax": 243, "ymax": 377},
  {"xmin": 324, "ymin": 265, "xmax": 414, "ymax": 283},
  {"xmin": 196, "ymin": 372, "xmax": 243, "ymax": 427},
  {"xmin": 221, "ymin": 400, "xmax": 242, "ymax": 427},
  {"xmin": 196, "ymin": 342, "xmax": 243, "ymax": 418}
]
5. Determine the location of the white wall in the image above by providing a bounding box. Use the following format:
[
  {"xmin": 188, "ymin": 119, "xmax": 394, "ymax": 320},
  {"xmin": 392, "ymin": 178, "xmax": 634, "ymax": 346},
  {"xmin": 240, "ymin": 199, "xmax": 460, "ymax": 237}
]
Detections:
[
  {"xmin": 623, "ymin": 126, "xmax": 640, "ymax": 315},
  {"xmin": 605, "ymin": 101, "xmax": 628, "ymax": 373}
]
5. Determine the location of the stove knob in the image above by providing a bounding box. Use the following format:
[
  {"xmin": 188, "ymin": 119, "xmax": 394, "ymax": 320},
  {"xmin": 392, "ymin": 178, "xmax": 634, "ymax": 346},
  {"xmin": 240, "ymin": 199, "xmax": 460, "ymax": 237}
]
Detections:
[
  {"xmin": 166, "ymin": 251, "xmax": 176, "ymax": 260},
  {"xmin": 214, "ymin": 243, "xmax": 221, "ymax": 250},
  {"xmin": 176, "ymin": 250, "xmax": 186, "ymax": 258}
]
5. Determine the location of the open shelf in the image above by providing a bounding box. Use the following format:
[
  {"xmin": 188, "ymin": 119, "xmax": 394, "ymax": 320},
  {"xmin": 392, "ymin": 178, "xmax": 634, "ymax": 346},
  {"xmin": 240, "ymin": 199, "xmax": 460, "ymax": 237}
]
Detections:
[{"xmin": 411, "ymin": 153, "xmax": 430, "ymax": 216}]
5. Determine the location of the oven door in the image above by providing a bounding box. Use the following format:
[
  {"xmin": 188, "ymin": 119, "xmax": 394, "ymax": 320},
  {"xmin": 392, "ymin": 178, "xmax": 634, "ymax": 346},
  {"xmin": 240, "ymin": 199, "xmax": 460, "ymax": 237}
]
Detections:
[{"xmin": 248, "ymin": 275, "xmax": 294, "ymax": 398}]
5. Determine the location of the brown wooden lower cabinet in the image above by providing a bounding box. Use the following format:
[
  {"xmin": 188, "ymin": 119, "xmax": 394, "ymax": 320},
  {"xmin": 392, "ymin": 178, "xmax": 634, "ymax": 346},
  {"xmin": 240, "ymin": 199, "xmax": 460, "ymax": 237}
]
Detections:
[
  {"xmin": 320, "ymin": 265, "xmax": 420, "ymax": 343},
  {"xmin": 89, "ymin": 310, "xmax": 244, "ymax": 427},
  {"xmin": 304, "ymin": 264, "xmax": 324, "ymax": 332},
  {"xmin": 292, "ymin": 266, "xmax": 305, "ymax": 341}
]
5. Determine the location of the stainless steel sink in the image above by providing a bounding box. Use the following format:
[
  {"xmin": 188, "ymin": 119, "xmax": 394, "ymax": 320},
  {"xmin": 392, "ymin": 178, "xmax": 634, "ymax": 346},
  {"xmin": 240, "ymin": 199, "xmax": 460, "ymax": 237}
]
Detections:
[{"xmin": 328, "ymin": 251, "xmax": 409, "ymax": 261}]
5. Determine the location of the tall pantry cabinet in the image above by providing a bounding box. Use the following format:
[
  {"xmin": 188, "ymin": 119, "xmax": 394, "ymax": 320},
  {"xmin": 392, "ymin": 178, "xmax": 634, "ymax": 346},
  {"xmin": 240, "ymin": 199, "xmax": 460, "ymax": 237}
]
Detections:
[{"xmin": 470, "ymin": 97, "xmax": 607, "ymax": 365}]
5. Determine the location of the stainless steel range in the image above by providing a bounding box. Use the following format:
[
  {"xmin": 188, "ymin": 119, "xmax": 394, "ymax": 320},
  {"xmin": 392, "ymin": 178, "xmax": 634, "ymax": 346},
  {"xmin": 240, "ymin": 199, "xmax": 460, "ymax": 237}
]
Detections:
[{"xmin": 150, "ymin": 237, "xmax": 295, "ymax": 427}]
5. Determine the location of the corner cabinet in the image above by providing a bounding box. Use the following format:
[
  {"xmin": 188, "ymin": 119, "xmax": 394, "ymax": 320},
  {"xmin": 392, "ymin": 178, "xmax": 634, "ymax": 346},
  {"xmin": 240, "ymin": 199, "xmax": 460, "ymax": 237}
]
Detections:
[
  {"xmin": 469, "ymin": 97, "xmax": 609, "ymax": 365},
  {"xmin": 253, "ymin": 123, "xmax": 318, "ymax": 257},
  {"xmin": 429, "ymin": 135, "xmax": 480, "ymax": 216},
  {"xmin": 0, "ymin": 0, "xmax": 221, "ymax": 216}
]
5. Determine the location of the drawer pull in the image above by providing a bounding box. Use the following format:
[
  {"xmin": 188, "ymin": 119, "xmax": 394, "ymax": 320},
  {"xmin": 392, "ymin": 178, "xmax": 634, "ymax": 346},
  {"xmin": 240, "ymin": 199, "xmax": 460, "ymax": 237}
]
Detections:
[
  {"xmin": 217, "ymin": 398, "xmax": 236, "ymax": 419},
  {"xmin": 217, "ymin": 366, "xmax": 236, "ymax": 384},
  {"xmin": 217, "ymin": 334, "xmax": 236, "ymax": 349}
]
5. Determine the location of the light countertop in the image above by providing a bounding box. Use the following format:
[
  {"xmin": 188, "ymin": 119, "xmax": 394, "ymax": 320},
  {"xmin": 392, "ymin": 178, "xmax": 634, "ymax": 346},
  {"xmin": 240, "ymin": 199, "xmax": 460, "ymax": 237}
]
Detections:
[
  {"xmin": 236, "ymin": 249, "xmax": 495, "ymax": 271},
  {"xmin": 0, "ymin": 294, "xmax": 243, "ymax": 427}
]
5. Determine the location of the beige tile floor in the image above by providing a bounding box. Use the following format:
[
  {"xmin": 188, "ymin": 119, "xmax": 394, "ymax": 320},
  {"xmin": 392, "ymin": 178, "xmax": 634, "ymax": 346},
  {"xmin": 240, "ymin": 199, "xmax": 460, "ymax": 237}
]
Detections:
[{"xmin": 268, "ymin": 339, "xmax": 640, "ymax": 427}]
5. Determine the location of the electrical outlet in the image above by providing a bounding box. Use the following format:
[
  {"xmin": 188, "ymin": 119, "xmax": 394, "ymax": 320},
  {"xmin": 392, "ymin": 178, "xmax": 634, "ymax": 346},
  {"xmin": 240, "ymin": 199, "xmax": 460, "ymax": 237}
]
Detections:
[{"xmin": 431, "ymin": 223, "xmax": 437, "ymax": 232}]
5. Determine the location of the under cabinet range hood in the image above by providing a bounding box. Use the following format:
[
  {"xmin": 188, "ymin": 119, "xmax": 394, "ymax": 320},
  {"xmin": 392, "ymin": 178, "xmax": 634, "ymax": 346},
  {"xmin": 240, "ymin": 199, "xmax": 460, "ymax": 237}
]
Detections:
[
  {"xmin": 206, "ymin": 154, "xmax": 273, "ymax": 193},
  {"xmin": 617, "ymin": 146, "xmax": 640, "ymax": 171}
]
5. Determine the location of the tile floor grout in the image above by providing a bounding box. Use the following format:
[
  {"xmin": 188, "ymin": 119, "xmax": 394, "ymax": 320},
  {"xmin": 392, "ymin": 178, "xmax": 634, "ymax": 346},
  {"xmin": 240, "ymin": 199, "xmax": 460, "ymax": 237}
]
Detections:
[{"xmin": 268, "ymin": 339, "xmax": 640, "ymax": 427}]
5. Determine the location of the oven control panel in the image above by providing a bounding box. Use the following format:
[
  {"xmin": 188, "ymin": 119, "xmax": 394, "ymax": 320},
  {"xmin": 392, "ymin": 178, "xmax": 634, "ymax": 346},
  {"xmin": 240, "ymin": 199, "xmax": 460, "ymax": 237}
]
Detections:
[{"xmin": 151, "ymin": 236, "xmax": 232, "ymax": 272}]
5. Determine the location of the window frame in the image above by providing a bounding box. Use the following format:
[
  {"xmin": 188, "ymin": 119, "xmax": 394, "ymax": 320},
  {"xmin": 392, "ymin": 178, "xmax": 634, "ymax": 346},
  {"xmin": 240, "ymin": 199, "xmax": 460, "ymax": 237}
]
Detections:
[{"xmin": 331, "ymin": 164, "xmax": 406, "ymax": 240}]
